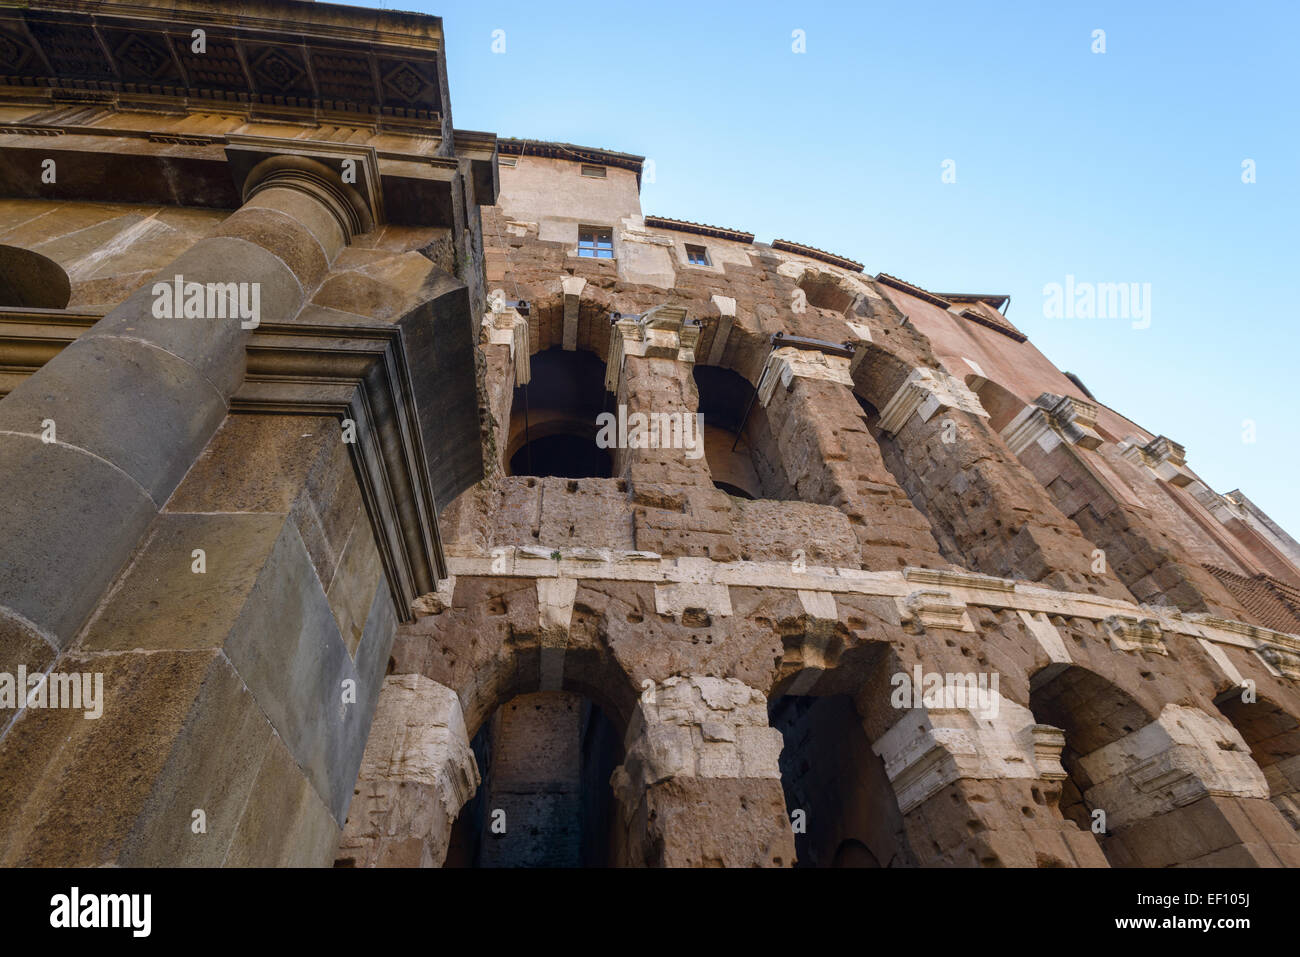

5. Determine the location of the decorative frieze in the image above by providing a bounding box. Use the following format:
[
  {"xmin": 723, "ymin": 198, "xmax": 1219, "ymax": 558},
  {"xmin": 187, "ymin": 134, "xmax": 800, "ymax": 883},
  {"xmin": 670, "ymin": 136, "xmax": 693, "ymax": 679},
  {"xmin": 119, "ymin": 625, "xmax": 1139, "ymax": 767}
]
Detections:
[
  {"xmin": 444, "ymin": 548, "xmax": 1300, "ymax": 679},
  {"xmin": 903, "ymin": 566, "xmax": 1016, "ymax": 594},
  {"xmin": 1256, "ymin": 643, "xmax": 1300, "ymax": 680}
]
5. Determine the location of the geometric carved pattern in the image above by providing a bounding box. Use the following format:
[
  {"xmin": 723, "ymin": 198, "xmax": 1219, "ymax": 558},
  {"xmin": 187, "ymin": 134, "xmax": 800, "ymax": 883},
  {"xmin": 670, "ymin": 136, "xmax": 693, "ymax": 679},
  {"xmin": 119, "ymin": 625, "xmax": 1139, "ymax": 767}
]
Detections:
[
  {"xmin": 249, "ymin": 45, "xmax": 308, "ymax": 95},
  {"xmin": 0, "ymin": 30, "xmax": 33, "ymax": 72},
  {"xmin": 2, "ymin": 11, "xmax": 445, "ymax": 123},
  {"xmin": 112, "ymin": 32, "xmax": 175, "ymax": 81}
]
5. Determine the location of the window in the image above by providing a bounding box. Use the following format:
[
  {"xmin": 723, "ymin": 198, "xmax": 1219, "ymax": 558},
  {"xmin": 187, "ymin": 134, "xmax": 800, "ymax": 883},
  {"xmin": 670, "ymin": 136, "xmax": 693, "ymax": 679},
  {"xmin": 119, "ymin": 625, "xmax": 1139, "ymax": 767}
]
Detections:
[
  {"xmin": 580, "ymin": 164, "xmax": 606, "ymax": 178},
  {"xmin": 499, "ymin": 155, "xmax": 517, "ymax": 168},
  {"xmin": 577, "ymin": 226, "xmax": 614, "ymax": 259},
  {"xmin": 685, "ymin": 243, "xmax": 711, "ymax": 266}
]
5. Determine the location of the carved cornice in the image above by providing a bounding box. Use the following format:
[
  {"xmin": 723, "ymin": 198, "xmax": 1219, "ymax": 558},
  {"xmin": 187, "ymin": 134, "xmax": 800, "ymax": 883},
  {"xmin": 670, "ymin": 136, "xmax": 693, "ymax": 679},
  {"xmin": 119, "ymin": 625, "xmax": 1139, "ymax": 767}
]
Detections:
[
  {"xmin": 438, "ymin": 546, "xmax": 1300, "ymax": 678},
  {"xmin": 0, "ymin": 0, "xmax": 448, "ymax": 123},
  {"xmin": 0, "ymin": 302, "xmax": 481, "ymax": 622},
  {"xmin": 0, "ymin": 128, "xmax": 464, "ymax": 227},
  {"xmin": 1103, "ymin": 615, "xmax": 1168, "ymax": 655},
  {"xmin": 756, "ymin": 345, "xmax": 854, "ymax": 407},
  {"xmin": 1002, "ymin": 392, "xmax": 1103, "ymax": 455}
]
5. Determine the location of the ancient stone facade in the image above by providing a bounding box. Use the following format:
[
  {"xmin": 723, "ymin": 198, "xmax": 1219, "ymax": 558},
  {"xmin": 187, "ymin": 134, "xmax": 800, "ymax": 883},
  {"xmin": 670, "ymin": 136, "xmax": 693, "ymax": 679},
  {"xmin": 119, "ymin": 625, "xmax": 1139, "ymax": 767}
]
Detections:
[{"xmin": 1, "ymin": 0, "xmax": 1298, "ymax": 868}]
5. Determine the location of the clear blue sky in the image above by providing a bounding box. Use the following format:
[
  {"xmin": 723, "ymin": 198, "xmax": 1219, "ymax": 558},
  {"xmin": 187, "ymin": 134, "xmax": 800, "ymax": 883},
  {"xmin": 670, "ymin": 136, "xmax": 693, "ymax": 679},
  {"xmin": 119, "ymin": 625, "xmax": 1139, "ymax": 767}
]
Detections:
[{"xmin": 364, "ymin": 0, "xmax": 1299, "ymax": 537}]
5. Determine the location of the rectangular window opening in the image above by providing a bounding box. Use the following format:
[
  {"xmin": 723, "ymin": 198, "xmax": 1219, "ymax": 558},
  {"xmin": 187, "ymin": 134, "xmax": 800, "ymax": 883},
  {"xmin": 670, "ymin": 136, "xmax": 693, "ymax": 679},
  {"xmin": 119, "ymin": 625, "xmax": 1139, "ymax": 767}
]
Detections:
[
  {"xmin": 577, "ymin": 226, "xmax": 615, "ymax": 259},
  {"xmin": 580, "ymin": 164, "xmax": 606, "ymax": 178},
  {"xmin": 685, "ymin": 243, "xmax": 711, "ymax": 266}
]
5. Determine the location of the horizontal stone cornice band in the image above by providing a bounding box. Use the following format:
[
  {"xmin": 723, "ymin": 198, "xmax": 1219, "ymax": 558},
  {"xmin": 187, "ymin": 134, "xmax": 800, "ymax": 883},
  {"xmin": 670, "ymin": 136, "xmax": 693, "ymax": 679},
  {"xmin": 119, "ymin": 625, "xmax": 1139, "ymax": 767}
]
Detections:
[{"xmin": 445, "ymin": 548, "xmax": 1300, "ymax": 671}]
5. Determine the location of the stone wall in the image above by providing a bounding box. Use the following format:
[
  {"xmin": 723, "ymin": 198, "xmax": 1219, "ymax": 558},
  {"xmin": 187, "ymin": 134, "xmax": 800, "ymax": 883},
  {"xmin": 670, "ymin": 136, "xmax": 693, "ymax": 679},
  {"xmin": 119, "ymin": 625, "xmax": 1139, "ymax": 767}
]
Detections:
[{"xmin": 368, "ymin": 144, "xmax": 1300, "ymax": 869}]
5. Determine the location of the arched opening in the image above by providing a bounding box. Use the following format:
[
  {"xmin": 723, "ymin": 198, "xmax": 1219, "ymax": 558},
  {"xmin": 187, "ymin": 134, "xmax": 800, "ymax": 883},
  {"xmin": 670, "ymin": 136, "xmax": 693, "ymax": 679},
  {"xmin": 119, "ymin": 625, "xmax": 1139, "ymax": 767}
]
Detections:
[
  {"xmin": 507, "ymin": 347, "xmax": 612, "ymax": 479},
  {"xmin": 1215, "ymin": 691, "xmax": 1300, "ymax": 831},
  {"xmin": 693, "ymin": 364, "xmax": 773, "ymax": 500},
  {"xmin": 1028, "ymin": 665, "xmax": 1155, "ymax": 860},
  {"xmin": 0, "ymin": 245, "xmax": 71, "ymax": 308},
  {"xmin": 796, "ymin": 272, "xmax": 855, "ymax": 314},
  {"xmin": 444, "ymin": 691, "xmax": 625, "ymax": 867},
  {"xmin": 768, "ymin": 693, "xmax": 916, "ymax": 867}
]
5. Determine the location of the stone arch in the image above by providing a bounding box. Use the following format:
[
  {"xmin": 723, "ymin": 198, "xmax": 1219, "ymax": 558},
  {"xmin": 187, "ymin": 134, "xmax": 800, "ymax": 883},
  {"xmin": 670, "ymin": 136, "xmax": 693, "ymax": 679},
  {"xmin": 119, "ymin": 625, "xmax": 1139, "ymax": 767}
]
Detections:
[
  {"xmin": 765, "ymin": 628, "xmax": 920, "ymax": 868},
  {"xmin": 438, "ymin": 594, "xmax": 638, "ymax": 746},
  {"xmin": 850, "ymin": 338, "xmax": 934, "ymax": 413},
  {"xmin": 505, "ymin": 346, "xmax": 612, "ymax": 479},
  {"xmin": 692, "ymin": 363, "xmax": 769, "ymax": 500},
  {"xmin": 445, "ymin": 684, "xmax": 628, "ymax": 868},
  {"xmin": 1028, "ymin": 665, "xmax": 1296, "ymax": 866},
  {"xmin": 1215, "ymin": 691, "xmax": 1300, "ymax": 831},
  {"xmin": 790, "ymin": 633, "xmax": 1113, "ymax": 868},
  {"xmin": 348, "ymin": 574, "xmax": 640, "ymax": 868},
  {"xmin": 1028, "ymin": 664, "xmax": 1157, "ymax": 848},
  {"xmin": 435, "ymin": 590, "xmax": 636, "ymax": 868},
  {"xmin": 0, "ymin": 245, "xmax": 71, "ymax": 309}
]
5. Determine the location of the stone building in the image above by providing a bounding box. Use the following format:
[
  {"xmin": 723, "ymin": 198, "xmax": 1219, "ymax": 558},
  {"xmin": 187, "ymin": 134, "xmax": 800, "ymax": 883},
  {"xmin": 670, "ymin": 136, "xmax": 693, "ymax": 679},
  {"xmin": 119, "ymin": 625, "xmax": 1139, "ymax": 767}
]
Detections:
[{"xmin": 0, "ymin": 0, "xmax": 1298, "ymax": 868}]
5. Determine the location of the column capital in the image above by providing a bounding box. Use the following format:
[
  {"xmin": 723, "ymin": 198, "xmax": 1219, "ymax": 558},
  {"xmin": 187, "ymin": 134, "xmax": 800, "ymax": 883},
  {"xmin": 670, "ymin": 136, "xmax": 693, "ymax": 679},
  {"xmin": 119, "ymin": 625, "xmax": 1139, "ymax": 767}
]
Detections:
[
  {"xmin": 603, "ymin": 304, "xmax": 701, "ymax": 392},
  {"xmin": 756, "ymin": 345, "xmax": 855, "ymax": 407},
  {"xmin": 877, "ymin": 366, "xmax": 988, "ymax": 435},
  {"xmin": 481, "ymin": 306, "xmax": 531, "ymax": 385},
  {"xmin": 242, "ymin": 154, "xmax": 375, "ymax": 243}
]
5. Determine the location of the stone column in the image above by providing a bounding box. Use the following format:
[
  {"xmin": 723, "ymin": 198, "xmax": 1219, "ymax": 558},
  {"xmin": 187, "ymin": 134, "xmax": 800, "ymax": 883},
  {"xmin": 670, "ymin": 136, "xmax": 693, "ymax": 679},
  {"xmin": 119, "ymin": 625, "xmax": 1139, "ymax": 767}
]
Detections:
[
  {"xmin": 610, "ymin": 676, "xmax": 795, "ymax": 867},
  {"xmin": 481, "ymin": 304, "xmax": 530, "ymax": 472},
  {"xmin": 870, "ymin": 696, "xmax": 1111, "ymax": 867},
  {"xmin": 337, "ymin": 675, "xmax": 479, "ymax": 868},
  {"xmin": 605, "ymin": 305, "xmax": 708, "ymax": 486},
  {"xmin": 756, "ymin": 346, "xmax": 950, "ymax": 570},
  {"xmin": 0, "ymin": 155, "xmax": 370, "ymax": 676},
  {"xmin": 0, "ymin": 156, "xmax": 379, "ymax": 866},
  {"xmin": 606, "ymin": 306, "xmax": 737, "ymax": 560},
  {"xmin": 873, "ymin": 367, "xmax": 1132, "ymax": 599},
  {"xmin": 1003, "ymin": 398, "xmax": 1252, "ymax": 618}
]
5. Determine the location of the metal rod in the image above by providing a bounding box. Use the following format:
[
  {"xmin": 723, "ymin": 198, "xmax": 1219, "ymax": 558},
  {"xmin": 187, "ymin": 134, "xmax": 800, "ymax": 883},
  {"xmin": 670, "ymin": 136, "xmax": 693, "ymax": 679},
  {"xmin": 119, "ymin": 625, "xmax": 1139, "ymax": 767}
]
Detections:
[
  {"xmin": 732, "ymin": 364, "xmax": 767, "ymax": 452},
  {"xmin": 523, "ymin": 380, "xmax": 532, "ymax": 475}
]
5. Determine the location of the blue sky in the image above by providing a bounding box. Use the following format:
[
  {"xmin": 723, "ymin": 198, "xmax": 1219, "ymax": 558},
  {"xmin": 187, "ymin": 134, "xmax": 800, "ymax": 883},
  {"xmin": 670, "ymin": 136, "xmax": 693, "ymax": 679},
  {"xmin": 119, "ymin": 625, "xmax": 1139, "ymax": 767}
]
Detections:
[{"xmin": 368, "ymin": 0, "xmax": 1298, "ymax": 536}]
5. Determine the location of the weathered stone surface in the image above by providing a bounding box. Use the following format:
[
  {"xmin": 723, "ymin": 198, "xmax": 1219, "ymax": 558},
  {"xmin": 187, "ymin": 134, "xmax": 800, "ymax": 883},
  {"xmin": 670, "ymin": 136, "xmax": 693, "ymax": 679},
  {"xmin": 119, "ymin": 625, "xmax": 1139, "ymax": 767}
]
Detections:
[
  {"xmin": 0, "ymin": 0, "xmax": 1297, "ymax": 872},
  {"xmin": 337, "ymin": 675, "xmax": 478, "ymax": 868}
]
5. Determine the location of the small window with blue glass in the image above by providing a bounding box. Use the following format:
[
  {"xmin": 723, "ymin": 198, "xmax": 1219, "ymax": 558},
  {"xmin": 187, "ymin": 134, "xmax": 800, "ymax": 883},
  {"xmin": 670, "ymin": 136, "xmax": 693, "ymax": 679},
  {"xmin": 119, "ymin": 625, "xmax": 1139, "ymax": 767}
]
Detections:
[{"xmin": 578, "ymin": 226, "xmax": 614, "ymax": 259}]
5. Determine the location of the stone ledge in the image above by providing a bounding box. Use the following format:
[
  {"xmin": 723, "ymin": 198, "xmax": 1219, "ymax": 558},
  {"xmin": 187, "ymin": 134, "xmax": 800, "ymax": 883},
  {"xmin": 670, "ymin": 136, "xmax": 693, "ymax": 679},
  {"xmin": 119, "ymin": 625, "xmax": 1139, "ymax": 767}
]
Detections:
[{"xmin": 442, "ymin": 547, "xmax": 1300, "ymax": 676}]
